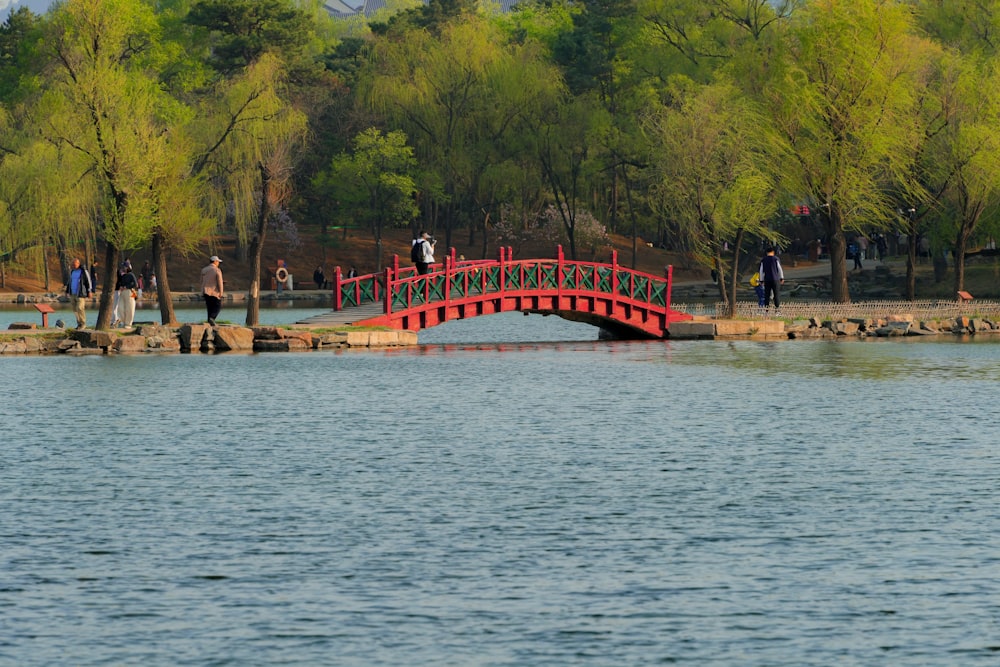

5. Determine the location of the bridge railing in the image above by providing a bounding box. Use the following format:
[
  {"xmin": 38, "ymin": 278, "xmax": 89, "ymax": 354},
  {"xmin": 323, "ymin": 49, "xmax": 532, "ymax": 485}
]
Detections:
[
  {"xmin": 332, "ymin": 267, "xmax": 384, "ymax": 310},
  {"xmin": 381, "ymin": 245, "xmax": 677, "ymax": 317},
  {"xmin": 332, "ymin": 246, "xmax": 679, "ymax": 323}
]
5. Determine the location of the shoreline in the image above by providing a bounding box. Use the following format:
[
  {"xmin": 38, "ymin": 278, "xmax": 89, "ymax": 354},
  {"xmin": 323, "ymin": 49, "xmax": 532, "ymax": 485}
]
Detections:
[{"xmin": 0, "ymin": 310, "xmax": 994, "ymax": 356}]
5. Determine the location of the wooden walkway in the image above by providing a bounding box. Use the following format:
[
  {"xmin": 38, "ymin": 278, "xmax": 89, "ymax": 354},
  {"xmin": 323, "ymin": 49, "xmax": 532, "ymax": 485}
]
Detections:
[{"xmin": 294, "ymin": 302, "xmax": 384, "ymax": 327}]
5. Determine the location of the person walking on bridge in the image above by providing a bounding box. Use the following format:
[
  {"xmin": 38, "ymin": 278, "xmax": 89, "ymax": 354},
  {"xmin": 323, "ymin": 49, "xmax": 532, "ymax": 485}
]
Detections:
[
  {"xmin": 759, "ymin": 247, "xmax": 784, "ymax": 311},
  {"xmin": 412, "ymin": 231, "xmax": 436, "ymax": 275}
]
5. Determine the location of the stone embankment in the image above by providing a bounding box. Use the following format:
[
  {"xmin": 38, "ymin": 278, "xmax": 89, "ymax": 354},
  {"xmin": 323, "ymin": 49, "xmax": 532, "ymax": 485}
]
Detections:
[
  {"xmin": 0, "ymin": 290, "xmax": 331, "ymax": 305},
  {"xmin": 669, "ymin": 314, "xmax": 998, "ymax": 340},
  {"xmin": 0, "ymin": 324, "xmax": 416, "ymax": 355}
]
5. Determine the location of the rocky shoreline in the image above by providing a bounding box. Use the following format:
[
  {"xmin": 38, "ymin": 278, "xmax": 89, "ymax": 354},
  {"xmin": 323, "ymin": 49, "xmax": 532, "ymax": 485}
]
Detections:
[
  {"xmin": 0, "ymin": 323, "xmax": 416, "ymax": 355},
  {"xmin": 670, "ymin": 314, "xmax": 999, "ymax": 339}
]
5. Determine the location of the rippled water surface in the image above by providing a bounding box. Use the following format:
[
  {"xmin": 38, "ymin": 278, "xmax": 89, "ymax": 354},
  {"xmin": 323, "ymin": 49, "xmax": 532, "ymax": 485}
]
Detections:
[{"xmin": 2, "ymin": 314, "xmax": 1000, "ymax": 666}]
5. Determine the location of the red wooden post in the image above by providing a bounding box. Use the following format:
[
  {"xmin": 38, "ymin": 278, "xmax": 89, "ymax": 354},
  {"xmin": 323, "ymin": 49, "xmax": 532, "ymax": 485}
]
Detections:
[
  {"xmin": 383, "ymin": 267, "xmax": 393, "ymax": 315},
  {"xmin": 611, "ymin": 250, "xmax": 618, "ymax": 309},
  {"xmin": 665, "ymin": 264, "xmax": 674, "ymax": 323},
  {"xmin": 333, "ymin": 266, "xmax": 342, "ymax": 310},
  {"xmin": 450, "ymin": 247, "xmax": 457, "ymax": 266},
  {"xmin": 498, "ymin": 246, "xmax": 506, "ymax": 300},
  {"xmin": 444, "ymin": 252, "xmax": 451, "ymax": 316},
  {"xmin": 557, "ymin": 245, "xmax": 564, "ymax": 299}
]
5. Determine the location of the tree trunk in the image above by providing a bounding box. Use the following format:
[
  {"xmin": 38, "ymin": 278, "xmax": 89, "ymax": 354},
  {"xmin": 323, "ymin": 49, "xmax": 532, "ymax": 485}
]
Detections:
[
  {"xmin": 152, "ymin": 232, "xmax": 178, "ymax": 326},
  {"xmin": 96, "ymin": 243, "xmax": 120, "ymax": 330},
  {"xmin": 43, "ymin": 243, "xmax": 50, "ymax": 292},
  {"xmin": 954, "ymin": 228, "xmax": 970, "ymax": 294},
  {"xmin": 714, "ymin": 249, "xmax": 729, "ymax": 312},
  {"xmin": 245, "ymin": 163, "xmax": 271, "ymax": 327},
  {"xmin": 906, "ymin": 220, "xmax": 917, "ymax": 301},
  {"xmin": 480, "ymin": 210, "xmax": 490, "ymax": 260},
  {"xmin": 824, "ymin": 207, "xmax": 850, "ymax": 302},
  {"xmin": 727, "ymin": 228, "xmax": 746, "ymax": 317}
]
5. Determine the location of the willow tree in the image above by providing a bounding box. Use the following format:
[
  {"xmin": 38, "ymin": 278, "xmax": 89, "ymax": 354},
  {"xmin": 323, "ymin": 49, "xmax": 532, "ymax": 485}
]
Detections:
[
  {"xmin": 191, "ymin": 53, "xmax": 307, "ymax": 327},
  {"xmin": 931, "ymin": 60, "xmax": 1000, "ymax": 294},
  {"xmin": 363, "ymin": 15, "xmax": 558, "ymax": 250},
  {"xmin": 316, "ymin": 128, "xmax": 418, "ymax": 272},
  {"xmin": 644, "ymin": 79, "xmax": 775, "ymax": 315},
  {"xmin": 765, "ymin": 0, "xmax": 919, "ymax": 302},
  {"xmin": 42, "ymin": 0, "xmax": 177, "ymax": 328},
  {"xmin": 915, "ymin": 1, "xmax": 1000, "ymax": 295}
]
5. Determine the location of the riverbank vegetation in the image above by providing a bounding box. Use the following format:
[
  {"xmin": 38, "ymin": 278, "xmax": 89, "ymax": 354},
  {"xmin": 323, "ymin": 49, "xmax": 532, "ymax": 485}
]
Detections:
[{"xmin": 1, "ymin": 0, "xmax": 998, "ymax": 327}]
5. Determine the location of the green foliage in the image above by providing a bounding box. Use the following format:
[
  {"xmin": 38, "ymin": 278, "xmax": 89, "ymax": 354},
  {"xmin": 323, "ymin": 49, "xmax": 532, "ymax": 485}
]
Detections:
[
  {"xmin": 186, "ymin": 0, "xmax": 317, "ymax": 75},
  {"xmin": 316, "ymin": 127, "xmax": 419, "ymax": 234}
]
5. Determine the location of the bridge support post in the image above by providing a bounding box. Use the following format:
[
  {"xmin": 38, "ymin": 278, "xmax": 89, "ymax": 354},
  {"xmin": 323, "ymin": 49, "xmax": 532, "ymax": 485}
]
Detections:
[
  {"xmin": 333, "ymin": 266, "xmax": 342, "ymax": 311},
  {"xmin": 384, "ymin": 266, "xmax": 393, "ymax": 316},
  {"xmin": 665, "ymin": 264, "xmax": 674, "ymax": 327},
  {"xmin": 611, "ymin": 250, "xmax": 619, "ymax": 314}
]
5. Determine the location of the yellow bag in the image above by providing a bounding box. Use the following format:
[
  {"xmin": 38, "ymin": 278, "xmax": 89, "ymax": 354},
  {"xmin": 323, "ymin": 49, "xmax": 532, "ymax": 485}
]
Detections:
[{"xmin": 749, "ymin": 272, "xmax": 760, "ymax": 287}]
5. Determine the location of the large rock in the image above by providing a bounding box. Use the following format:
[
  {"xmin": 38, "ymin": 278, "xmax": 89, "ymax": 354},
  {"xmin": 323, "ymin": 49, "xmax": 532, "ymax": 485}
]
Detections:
[
  {"xmin": 252, "ymin": 326, "xmax": 283, "ymax": 340},
  {"xmin": 147, "ymin": 335, "xmax": 181, "ymax": 351},
  {"xmin": 315, "ymin": 332, "xmax": 348, "ymax": 347},
  {"xmin": 178, "ymin": 324, "xmax": 210, "ymax": 351},
  {"xmin": 212, "ymin": 325, "xmax": 255, "ymax": 351},
  {"xmin": 72, "ymin": 329, "xmax": 114, "ymax": 349},
  {"xmin": 832, "ymin": 321, "xmax": 860, "ymax": 336},
  {"xmin": 0, "ymin": 340, "xmax": 27, "ymax": 354},
  {"xmin": 112, "ymin": 335, "xmax": 147, "ymax": 353},
  {"xmin": 667, "ymin": 321, "xmax": 717, "ymax": 339},
  {"xmin": 714, "ymin": 320, "xmax": 784, "ymax": 337},
  {"xmin": 282, "ymin": 330, "xmax": 314, "ymax": 349}
]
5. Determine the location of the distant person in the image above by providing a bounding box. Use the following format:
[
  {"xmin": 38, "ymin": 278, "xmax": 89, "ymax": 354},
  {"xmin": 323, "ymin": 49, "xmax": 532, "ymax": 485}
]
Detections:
[
  {"xmin": 89, "ymin": 260, "xmax": 99, "ymax": 293},
  {"xmin": 347, "ymin": 266, "xmax": 358, "ymax": 279},
  {"xmin": 201, "ymin": 255, "xmax": 224, "ymax": 326},
  {"xmin": 117, "ymin": 264, "xmax": 139, "ymax": 327},
  {"xmin": 758, "ymin": 247, "xmax": 784, "ymax": 311},
  {"xmin": 64, "ymin": 258, "xmax": 93, "ymax": 328},
  {"xmin": 851, "ymin": 238, "xmax": 863, "ymax": 271},
  {"xmin": 857, "ymin": 234, "xmax": 870, "ymax": 261},
  {"xmin": 876, "ymin": 234, "xmax": 888, "ymax": 262},
  {"xmin": 141, "ymin": 260, "xmax": 153, "ymax": 293},
  {"xmin": 313, "ymin": 265, "xmax": 325, "ymax": 289},
  {"xmin": 111, "ymin": 260, "xmax": 129, "ymax": 326},
  {"xmin": 749, "ymin": 271, "xmax": 766, "ymax": 307},
  {"xmin": 412, "ymin": 231, "xmax": 436, "ymax": 275}
]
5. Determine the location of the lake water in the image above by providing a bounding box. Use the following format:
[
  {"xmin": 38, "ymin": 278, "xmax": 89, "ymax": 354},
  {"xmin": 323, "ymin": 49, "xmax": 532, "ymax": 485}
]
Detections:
[{"xmin": 2, "ymin": 312, "xmax": 999, "ymax": 666}]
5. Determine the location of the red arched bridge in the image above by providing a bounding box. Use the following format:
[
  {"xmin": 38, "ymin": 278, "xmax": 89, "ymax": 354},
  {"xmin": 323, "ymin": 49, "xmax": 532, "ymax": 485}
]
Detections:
[{"xmin": 297, "ymin": 246, "xmax": 692, "ymax": 338}]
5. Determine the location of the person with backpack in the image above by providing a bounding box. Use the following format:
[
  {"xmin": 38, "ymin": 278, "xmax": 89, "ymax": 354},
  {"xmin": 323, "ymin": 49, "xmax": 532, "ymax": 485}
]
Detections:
[
  {"xmin": 411, "ymin": 231, "xmax": 436, "ymax": 275},
  {"xmin": 758, "ymin": 247, "xmax": 784, "ymax": 312}
]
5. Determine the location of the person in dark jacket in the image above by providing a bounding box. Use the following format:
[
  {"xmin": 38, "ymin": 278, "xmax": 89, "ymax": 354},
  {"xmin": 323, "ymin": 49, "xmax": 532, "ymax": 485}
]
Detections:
[
  {"xmin": 64, "ymin": 258, "xmax": 93, "ymax": 328},
  {"xmin": 758, "ymin": 247, "xmax": 784, "ymax": 311}
]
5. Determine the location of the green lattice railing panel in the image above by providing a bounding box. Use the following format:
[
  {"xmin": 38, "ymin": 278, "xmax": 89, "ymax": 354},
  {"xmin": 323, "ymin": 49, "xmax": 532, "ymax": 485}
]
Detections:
[
  {"xmin": 597, "ymin": 267, "xmax": 613, "ymax": 294},
  {"xmin": 341, "ymin": 276, "xmax": 380, "ymax": 308}
]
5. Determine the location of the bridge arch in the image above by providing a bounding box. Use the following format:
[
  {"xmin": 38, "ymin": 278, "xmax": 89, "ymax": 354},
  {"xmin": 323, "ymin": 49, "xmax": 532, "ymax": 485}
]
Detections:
[{"xmin": 305, "ymin": 246, "xmax": 692, "ymax": 339}]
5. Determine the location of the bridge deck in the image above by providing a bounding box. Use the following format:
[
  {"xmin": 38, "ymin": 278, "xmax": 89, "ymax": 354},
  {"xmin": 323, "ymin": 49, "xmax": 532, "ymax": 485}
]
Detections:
[{"xmin": 295, "ymin": 302, "xmax": 384, "ymax": 327}]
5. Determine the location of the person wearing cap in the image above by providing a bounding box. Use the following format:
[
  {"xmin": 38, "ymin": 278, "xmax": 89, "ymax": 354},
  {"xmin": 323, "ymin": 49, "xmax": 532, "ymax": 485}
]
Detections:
[{"xmin": 201, "ymin": 255, "xmax": 224, "ymax": 326}]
